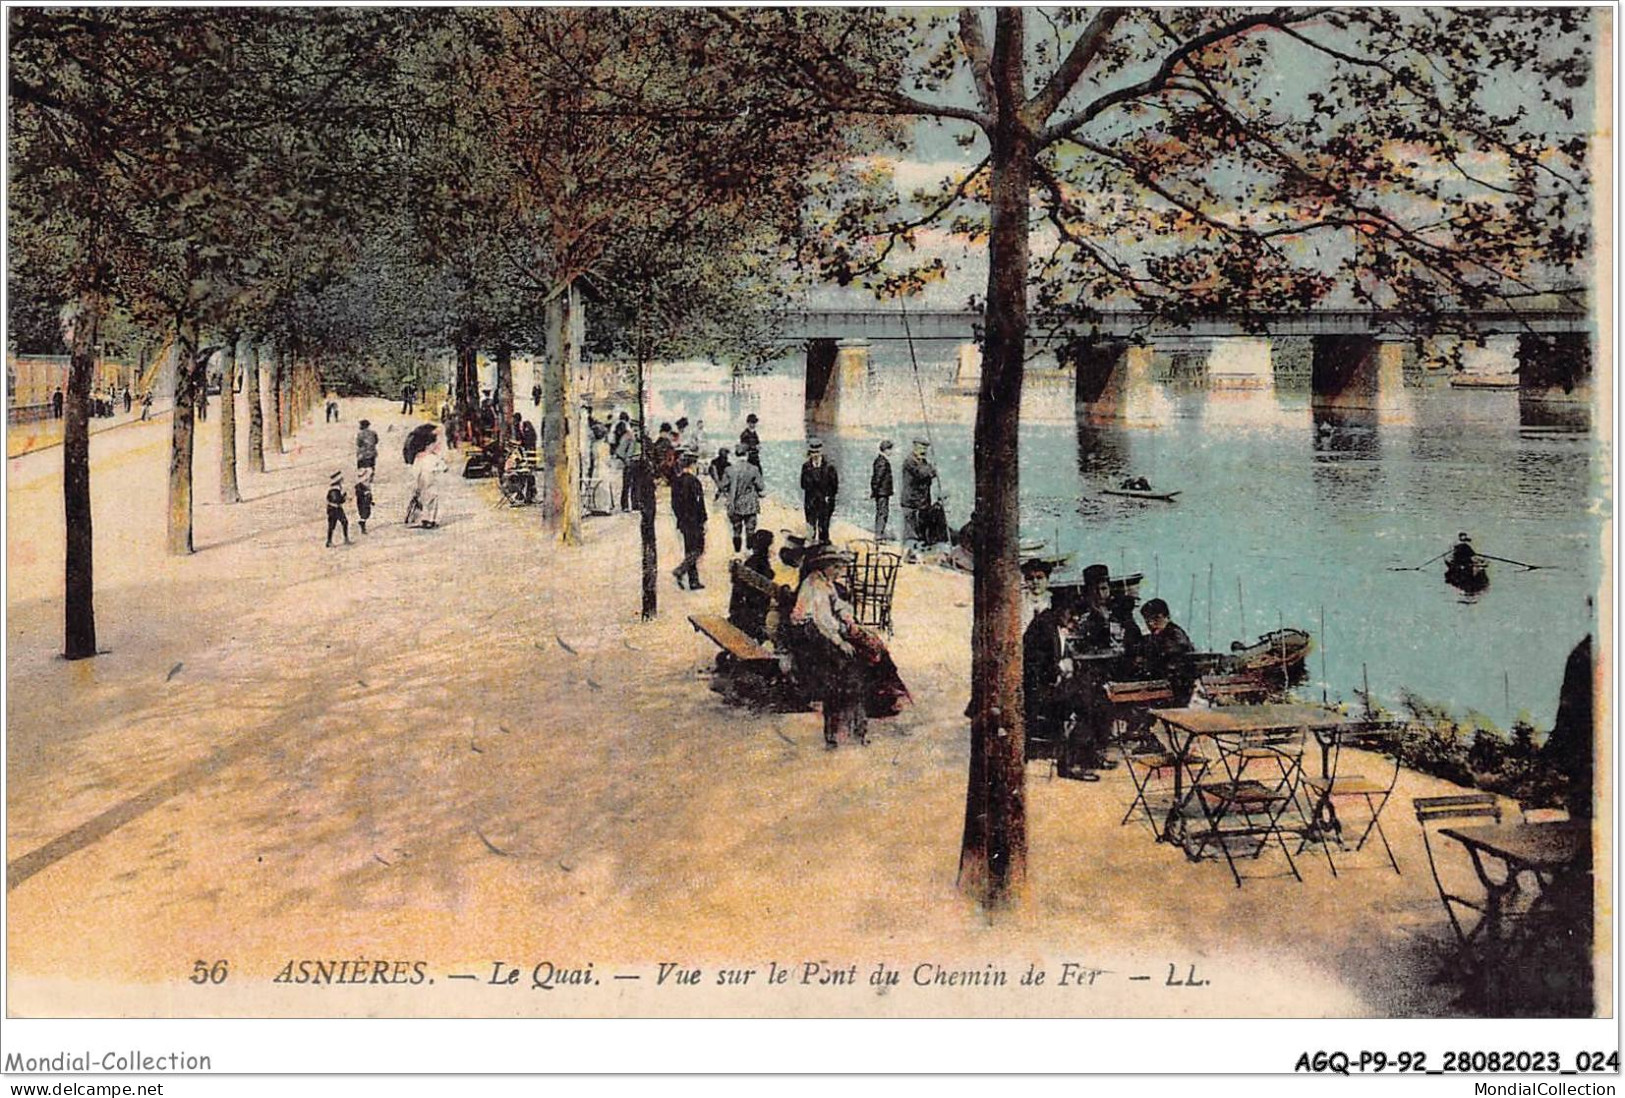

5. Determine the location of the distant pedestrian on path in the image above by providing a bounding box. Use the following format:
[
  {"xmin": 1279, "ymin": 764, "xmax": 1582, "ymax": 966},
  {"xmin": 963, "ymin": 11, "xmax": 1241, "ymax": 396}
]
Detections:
[
  {"xmin": 355, "ymin": 466, "xmax": 374, "ymax": 535},
  {"xmin": 51, "ymin": 388, "xmax": 63, "ymax": 419},
  {"xmin": 719, "ymin": 444, "xmax": 765, "ymax": 553},
  {"xmin": 613, "ymin": 412, "xmax": 634, "ymax": 511},
  {"xmin": 140, "ymin": 392, "xmax": 153, "ymax": 421},
  {"xmin": 325, "ymin": 471, "xmax": 351, "ymax": 547},
  {"xmin": 355, "ymin": 419, "xmax": 378, "ymax": 471},
  {"xmin": 671, "ymin": 451, "xmax": 708, "ymax": 590},
  {"xmin": 708, "ymin": 446, "xmax": 731, "ymax": 495},
  {"xmin": 740, "ymin": 413, "xmax": 761, "ymax": 469},
  {"xmin": 123, "ymin": 388, "xmax": 132, "ymax": 415},
  {"xmin": 325, "ymin": 392, "xmax": 339, "ymax": 422},
  {"xmin": 401, "ymin": 382, "xmax": 416, "ymax": 415},
  {"xmin": 407, "ymin": 431, "xmax": 446, "ymax": 528},
  {"xmin": 871, "ymin": 439, "xmax": 894, "ymax": 541},
  {"xmin": 196, "ymin": 386, "xmax": 208, "ymax": 421},
  {"xmin": 532, "ymin": 383, "xmax": 542, "ymax": 408},
  {"xmin": 800, "ymin": 439, "xmax": 838, "ymax": 544}
]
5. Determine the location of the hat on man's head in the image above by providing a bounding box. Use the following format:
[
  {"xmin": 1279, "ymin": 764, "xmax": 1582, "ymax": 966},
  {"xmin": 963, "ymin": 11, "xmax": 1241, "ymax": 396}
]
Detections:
[
  {"xmin": 330, "ymin": 471, "xmax": 344, "ymax": 485},
  {"xmin": 802, "ymin": 543, "xmax": 852, "ymax": 573},
  {"xmin": 1458, "ymin": 532, "xmax": 1471, "ymax": 541},
  {"xmin": 913, "ymin": 437, "xmax": 930, "ymax": 447},
  {"xmin": 746, "ymin": 413, "xmax": 759, "ymax": 424},
  {"xmin": 879, "ymin": 439, "xmax": 894, "ymax": 451},
  {"xmin": 680, "ymin": 450, "xmax": 698, "ymax": 467},
  {"xmin": 359, "ymin": 419, "xmax": 370, "ymax": 429},
  {"xmin": 1142, "ymin": 598, "xmax": 1170, "ymax": 619},
  {"xmin": 1083, "ymin": 563, "xmax": 1110, "ymax": 585},
  {"xmin": 807, "ymin": 439, "xmax": 823, "ymax": 452}
]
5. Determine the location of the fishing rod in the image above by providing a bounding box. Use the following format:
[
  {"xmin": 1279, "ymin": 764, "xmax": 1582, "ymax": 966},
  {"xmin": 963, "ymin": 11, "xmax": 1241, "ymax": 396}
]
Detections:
[
  {"xmin": 899, "ymin": 297, "xmax": 934, "ymax": 452},
  {"xmin": 899, "ymin": 297, "xmax": 945, "ymax": 508}
]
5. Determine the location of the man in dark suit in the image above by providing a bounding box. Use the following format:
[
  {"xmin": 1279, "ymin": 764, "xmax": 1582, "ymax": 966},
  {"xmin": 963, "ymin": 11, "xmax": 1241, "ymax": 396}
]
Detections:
[
  {"xmin": 1139, "ymin": 597, "xmax": 1197, "ymax": 705},
  {"xmin": 1023, "ymin": 595, "xmax": 1083, "ymax": 770},
  {"xmin": 870, "ymin": 440, "xmax": 894, "ymax": 541},
  {"xmin": 739, "ymin": 413, "xmax": 762, "ymax": 469},
  {"xmin": 800, "ymin": 438, "xmax": 838, "ymax": 543},
  {"xmin": 670, "ymin": 451, "xmax": 708, "ymax": 590}
]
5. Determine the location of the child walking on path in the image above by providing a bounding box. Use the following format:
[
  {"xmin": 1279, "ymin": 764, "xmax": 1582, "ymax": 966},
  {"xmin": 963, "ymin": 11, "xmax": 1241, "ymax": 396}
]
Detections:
[
  {"xmin": 355, "ymin": 466, "xmax": 374, "ymax": 534},
  {"xmin": 326, "ymin": 471, "xmax": 351, "ymax": 546}
]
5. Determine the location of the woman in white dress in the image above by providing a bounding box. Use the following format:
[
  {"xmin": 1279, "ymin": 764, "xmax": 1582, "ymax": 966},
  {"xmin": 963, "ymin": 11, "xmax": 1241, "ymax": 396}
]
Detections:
[{"xmin": 410, "ymin": 434, "xmax": 447, "ymax": 528}]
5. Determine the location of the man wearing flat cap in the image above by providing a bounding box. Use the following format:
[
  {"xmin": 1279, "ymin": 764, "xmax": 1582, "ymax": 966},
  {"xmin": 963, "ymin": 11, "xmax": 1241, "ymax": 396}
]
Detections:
[
  {"xmin": 901, "ymin": 438, "xmax": 938, "ymax": 551},
  {"xmin": 800, "ymin": 439, "xmax": 839, "ymax": 543}
]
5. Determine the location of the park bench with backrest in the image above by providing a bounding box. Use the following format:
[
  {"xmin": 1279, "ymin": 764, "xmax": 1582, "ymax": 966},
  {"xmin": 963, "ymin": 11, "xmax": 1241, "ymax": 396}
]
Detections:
[{"xmin": 688, "ymin": 614, "xmax": 777, "ymax": 669}]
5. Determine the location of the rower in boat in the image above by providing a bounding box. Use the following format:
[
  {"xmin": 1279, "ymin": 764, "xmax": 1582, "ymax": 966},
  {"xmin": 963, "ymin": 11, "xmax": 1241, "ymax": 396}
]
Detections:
[
  {"xmin": 1102, "ymin": 477, "xmax": 1181, "ymax": 502},
  {"xmin": 1444, "ymin": 531, "xmax": 1490, "ymax": 593}
]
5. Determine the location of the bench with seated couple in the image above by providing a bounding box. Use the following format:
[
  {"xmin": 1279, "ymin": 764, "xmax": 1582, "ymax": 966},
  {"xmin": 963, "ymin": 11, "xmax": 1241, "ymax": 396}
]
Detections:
[
  {"xmin": 687, "ymin": 560, "xmax": 804, "ymax": 710},
  {"xmin": 689, "ymin": 558, "xmax": 911, "ymax": 722}
]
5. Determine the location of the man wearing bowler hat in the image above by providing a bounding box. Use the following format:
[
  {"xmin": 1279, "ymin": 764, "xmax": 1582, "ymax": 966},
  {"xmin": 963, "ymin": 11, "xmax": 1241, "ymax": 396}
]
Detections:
[
  {"xmin": 1057, "ymin": 563, "xmax": 1123, "ymax": 779},
  {"xmin": 670, "ymin": 451, "xmax": 708, "ymax": 590},
  {"xmin": 800, "ymin": 439, "xmax": 839, "ymax": 543}
]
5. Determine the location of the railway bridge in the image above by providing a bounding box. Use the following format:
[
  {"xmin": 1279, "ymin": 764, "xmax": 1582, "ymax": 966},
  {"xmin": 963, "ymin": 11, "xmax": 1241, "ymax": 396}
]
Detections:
[{"xmin": 781, "ymin": 307, "xmax": 1594, "ymax": 423}]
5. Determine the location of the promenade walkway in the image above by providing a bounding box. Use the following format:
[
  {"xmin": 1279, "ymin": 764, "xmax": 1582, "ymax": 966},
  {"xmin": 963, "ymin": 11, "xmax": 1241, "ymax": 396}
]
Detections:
[{"xmin": 3, "ymin": 394, "xmax": 1599, "ymax": 1018}]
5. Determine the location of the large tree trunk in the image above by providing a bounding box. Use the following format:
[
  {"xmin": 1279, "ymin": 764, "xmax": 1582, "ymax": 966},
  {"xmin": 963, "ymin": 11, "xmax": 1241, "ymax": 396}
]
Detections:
[
  {"xmin": 496, "ymin": 344, "xmax": 514, "ymax": 450},
  {"xmin": 219, "ymin": 332, "xmax": 240, "ymax": 503},
  {"xmin": 284, "ymin": 353, "xmax": 299, "ymax": 439},
  {"xmin": 541, "ymin": 285, "xmax": 583, "ymax": 544},
  {"xmin": 958, "ymin": 9, "xmax": 1032, "ymax": 908},
  {"xmin": 168, "ymin": 315, "xmax": 201, "ymax": 555},
  {"xmin": 455, "ymin": 340, "xmax": 478, "ymax": 441},
  {"xmin": 62, "ymin": 292, "xmax": 101, "ymax": 659},
  {"xmin": 247, "ymin": 340, "xmax": 265, "ymax": 472},
  {"xmin": 268, "ymin": 344, "xmax": 286, "ymax": 457},
  {"xmin": 636, "ymin": 353, "xmax": 656, "ymax": 620}
]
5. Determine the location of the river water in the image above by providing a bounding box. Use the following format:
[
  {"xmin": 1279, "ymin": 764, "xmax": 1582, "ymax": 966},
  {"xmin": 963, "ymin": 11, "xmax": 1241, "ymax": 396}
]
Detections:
[{"xmin": 640, "ymin": 345, "xmax": 1604, "ymax": 727}]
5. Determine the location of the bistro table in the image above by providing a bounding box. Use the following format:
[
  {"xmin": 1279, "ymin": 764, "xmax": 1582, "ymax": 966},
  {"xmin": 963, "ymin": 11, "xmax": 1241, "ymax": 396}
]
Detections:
[
  {"xmin": 1146, "ymin": 704, "xmax": 1368, "ymax": 848},
  {"xmin": 1438, "ymin": 820, "xmax": 1590, "ymax": 936}
]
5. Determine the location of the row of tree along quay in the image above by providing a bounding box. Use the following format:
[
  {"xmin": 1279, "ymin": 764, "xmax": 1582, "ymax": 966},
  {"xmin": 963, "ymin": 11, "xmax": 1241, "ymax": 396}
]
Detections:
[{"xmin": 9, "ymin": 8, "xmax": 1593, "ymax": 909}]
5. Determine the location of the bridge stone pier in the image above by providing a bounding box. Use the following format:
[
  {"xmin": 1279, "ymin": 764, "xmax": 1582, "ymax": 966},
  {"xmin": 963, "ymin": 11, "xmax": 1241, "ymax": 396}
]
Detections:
[
  {"xmin": 1309, "ymin": 334, "xmax": 1411, "ymax": 419},
  {"xmin": 1517, "ymin": 332, "xmax": 1593, "ymax": 401},
  {"xmin": 805, "ymin": 337, "xmax": 871, "ymax": 426},
  {"xmin": 1070, "ymin": 339, "xmax": 1168, "ymax": 423}
]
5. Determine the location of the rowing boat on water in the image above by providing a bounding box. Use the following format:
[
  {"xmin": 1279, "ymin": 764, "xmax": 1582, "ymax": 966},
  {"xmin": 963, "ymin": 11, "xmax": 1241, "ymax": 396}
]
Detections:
[
  {"xmin": 1445, "ymin": 557, "xmax": 1490, "ymax": 593},
  {"xmin": 1101, "ymin": 488, "xmax": 1182, "ymax": 502}
]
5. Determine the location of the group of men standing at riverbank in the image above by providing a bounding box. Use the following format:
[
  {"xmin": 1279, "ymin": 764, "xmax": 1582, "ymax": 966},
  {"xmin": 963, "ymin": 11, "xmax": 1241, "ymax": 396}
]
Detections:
[{"xmin": 801, "ymin": 435, "xmax": 943, "ymax": 551}]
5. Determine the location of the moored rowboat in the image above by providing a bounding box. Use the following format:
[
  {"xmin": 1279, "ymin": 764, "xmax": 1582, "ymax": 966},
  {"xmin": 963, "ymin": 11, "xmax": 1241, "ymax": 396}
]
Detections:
[{"xmin": 1101, "ymin": 488, "xmax": 1182, "ymax": 502}]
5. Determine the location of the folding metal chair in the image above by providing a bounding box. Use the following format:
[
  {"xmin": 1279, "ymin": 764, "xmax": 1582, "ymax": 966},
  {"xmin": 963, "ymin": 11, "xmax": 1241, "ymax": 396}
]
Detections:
[
  {"xmin": 1303, "ymin": 726, "xmax": 1402, "ymax": 875},
  {"xmin": 842, "ymin": 539, "xmax": 902, "ymax": 634},
  {"xmin": 1109, "ymin": 680, "xmax": 1195, "ymax": 834},
  {"xmin": 1188, "ymin": 727, "xmax": 1311, "ymax": 887},
  {"xmin": 1413, "ymin": 794, "xmax": 1504, "ymax": 983},
  {"xmin": 1119, "ymin": 740, "xmax": 1209, "ymax": 837}
]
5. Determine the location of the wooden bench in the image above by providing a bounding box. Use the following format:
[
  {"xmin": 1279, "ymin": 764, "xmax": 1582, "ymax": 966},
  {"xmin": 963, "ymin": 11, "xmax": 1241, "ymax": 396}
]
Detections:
[
  {"xmin": 1197, "ymin": 673, "xmax": 1269, "ymax": 705},
  {"xmin": 688, "ymin": 614, "xmax": 777, "ymax": 668},
  {"xmin": 1105, "ymin": 679, "xmax": 1175, "ymax": 705}
]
